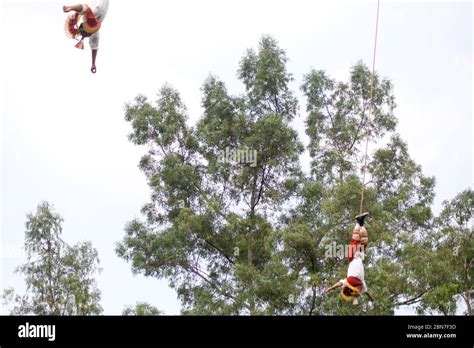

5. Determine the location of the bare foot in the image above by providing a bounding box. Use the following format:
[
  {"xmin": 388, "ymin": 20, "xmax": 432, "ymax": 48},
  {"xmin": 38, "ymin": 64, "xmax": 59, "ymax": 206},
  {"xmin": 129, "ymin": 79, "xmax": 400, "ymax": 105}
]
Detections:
[{"xmin": 63, "ymin": 6, "xmax": 71, "ymax": 13}]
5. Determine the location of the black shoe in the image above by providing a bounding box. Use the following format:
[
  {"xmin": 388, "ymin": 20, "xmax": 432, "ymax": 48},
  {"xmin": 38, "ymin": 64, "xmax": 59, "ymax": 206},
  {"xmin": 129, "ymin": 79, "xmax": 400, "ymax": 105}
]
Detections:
[{"xmin": 355, "ymin": 212, "xmax": 370, "ymax": 226}]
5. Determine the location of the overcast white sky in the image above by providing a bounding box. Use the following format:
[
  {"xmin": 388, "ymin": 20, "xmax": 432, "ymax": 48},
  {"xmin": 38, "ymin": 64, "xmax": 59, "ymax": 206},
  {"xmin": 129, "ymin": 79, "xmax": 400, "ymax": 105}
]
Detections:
[{"xmin": 0, "ymin": 0, "xmax": 472, "ymax": 315}]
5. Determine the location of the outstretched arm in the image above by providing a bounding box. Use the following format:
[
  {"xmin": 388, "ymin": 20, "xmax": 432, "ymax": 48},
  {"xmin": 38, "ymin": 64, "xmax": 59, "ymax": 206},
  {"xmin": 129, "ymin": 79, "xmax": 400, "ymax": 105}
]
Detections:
[
  {"xmin": 325, "ymin": 281, "xmax": 343, "ymax": 293},
  {"xmin": 91, "ymin": 49, "xmax": 98, "ymax": 73},
  {"xmin": 89, "ymin": 32, "xmax": 100, "ymax": 73}
]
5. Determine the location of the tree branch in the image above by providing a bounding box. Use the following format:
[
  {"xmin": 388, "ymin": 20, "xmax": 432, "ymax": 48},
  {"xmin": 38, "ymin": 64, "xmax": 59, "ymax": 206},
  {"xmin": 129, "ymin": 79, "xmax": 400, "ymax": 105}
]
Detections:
[
  {"xmin": 253, "ymin": 165, "xmax": 267, "ymax": 210},
  {"xmin": 325, "ymin": 104, "xmax": 344, "ymax": 155},
  {"xmin": 182, "ymin": 263, "xmax": 236, "ymax": 302},
  {"xmin": 394, "ymin": 291, "xmax": 427, "ymax": 306},
  {"xmin": 46, "ymin": 241, "xmax": 61, "ymax": 315},
  {"xmin": 204, "ymin": 238, "xmax": 235, "ymax": 265}
]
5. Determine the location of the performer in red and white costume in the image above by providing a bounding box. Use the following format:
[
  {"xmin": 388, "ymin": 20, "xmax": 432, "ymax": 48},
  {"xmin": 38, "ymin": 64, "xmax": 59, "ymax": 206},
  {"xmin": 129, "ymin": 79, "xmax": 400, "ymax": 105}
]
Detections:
[
  {"xmin": 63, "ymin": 0, "xmax": 109, "ymax": 73},
  {"xmin": 325, "ymin": 213, "xmax": 373, "ymax": 304},
  {"xmin": 325, "ymin": 250, "xmax": 374, "ymax": 304},
  {"xmin": 347, "ymin": 212, "xmax": 369, "ymax": 262}
]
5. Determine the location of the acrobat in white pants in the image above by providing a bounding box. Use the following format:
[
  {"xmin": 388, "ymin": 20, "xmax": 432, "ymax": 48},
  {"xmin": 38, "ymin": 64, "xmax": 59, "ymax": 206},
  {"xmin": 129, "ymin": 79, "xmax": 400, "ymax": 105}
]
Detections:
[{"xmin": 63, "ymin": 0, "xmax": 109, "ymax": 73}]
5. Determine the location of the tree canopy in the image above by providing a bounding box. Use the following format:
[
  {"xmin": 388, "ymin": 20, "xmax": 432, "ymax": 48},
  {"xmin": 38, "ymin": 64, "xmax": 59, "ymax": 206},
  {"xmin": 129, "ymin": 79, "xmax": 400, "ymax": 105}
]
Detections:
[
  {"xmin": 122, "ymin": 302, "xmax": 163, "ymax": 316},
  {"xmin": 116, "ymin": 35, "xmax": 472, "ymax": 315},
  {"xmin": 2, "ymin": 202, "xmax": 102, "ymax": 315},
  {"xmin": 116, "ymin": 36, "xmax": 473, "ymax": 315}
]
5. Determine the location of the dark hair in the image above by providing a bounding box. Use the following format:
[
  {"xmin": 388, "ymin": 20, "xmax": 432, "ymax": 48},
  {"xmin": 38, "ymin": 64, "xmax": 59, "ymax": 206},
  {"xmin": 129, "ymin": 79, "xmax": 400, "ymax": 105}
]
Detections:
[
  {"xmin": 343, "ymin": 287, "xmax": 360, "ymax": 297},
  {"xmin": 79, "ymin": 24, "xmax": 93, "ymax": 38}
]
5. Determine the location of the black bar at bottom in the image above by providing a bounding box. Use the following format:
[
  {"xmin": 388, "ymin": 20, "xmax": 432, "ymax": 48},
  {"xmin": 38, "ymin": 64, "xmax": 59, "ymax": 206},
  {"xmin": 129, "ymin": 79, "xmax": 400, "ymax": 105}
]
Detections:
[{"xmin": 0, "ymin": 315, "xmax": 472, "ymax": 346}]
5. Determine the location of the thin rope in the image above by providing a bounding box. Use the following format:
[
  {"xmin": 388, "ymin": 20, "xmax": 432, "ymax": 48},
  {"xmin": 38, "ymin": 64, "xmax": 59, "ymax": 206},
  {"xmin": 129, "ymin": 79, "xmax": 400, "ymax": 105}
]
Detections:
[{"xmin": 359, "ymin": 0, "xmax": 380, "ymax": 215}]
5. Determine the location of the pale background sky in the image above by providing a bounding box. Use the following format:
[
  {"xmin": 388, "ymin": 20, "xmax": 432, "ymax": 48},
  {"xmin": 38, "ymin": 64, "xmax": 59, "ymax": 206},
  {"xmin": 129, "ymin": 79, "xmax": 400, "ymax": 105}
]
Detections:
[{"xmin": 0, "ymin": 0, "xmax": 472, "ymax": 315}]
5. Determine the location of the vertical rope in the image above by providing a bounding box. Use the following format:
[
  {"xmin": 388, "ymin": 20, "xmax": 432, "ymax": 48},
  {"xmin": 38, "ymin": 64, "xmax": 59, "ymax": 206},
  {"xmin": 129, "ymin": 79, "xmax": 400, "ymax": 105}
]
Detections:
[{"xmin": 359, "ymin": 0, "xmax": 381, "ymax": 215}]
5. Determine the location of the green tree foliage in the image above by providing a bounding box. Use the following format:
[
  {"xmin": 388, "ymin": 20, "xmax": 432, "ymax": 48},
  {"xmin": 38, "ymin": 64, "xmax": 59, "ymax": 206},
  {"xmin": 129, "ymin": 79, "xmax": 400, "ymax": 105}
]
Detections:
[
  {"xmin": 117, "ymin": 35, "xmax": 472, "ymax": 315},
  {"xmin": 2, "ymin": 202, "xmax": 102, "ymax": 315},
  {"xmin": 302, "ymin": 62, "xmax": 397, "ymax": 183},
  {"xmin": 281, "ymin": 59, "xmax": 436, "ymax": 315},
  {"xmin": 117, "ymin": 36, "xmax": 303, "ymax": 315},
  {"xmin": 417, "ymin": 189, "xmax": 473, "ymax": 315},
  {"xmin": 122, "ymin": 302, "xmax": 163, "ymax": 316}
]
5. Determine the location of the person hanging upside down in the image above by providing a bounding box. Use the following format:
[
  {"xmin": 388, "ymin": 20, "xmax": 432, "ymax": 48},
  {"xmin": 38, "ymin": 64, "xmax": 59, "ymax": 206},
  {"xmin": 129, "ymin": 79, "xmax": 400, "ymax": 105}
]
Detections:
[
  {"xmin": 347, "ymin": 212, "xmax": 369, "ymax": 262},
  {"xmin": 63, "ymin": 0, "xmax": 109, "ymax": 73},
  {"xmin": 325, "ymin": 250, "xmax": 374, "ymax": 304}
]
